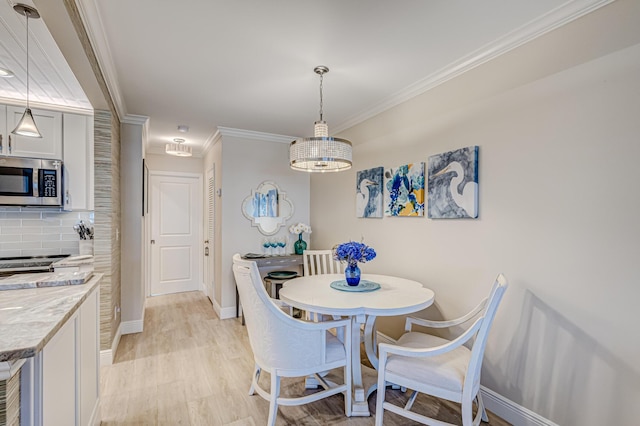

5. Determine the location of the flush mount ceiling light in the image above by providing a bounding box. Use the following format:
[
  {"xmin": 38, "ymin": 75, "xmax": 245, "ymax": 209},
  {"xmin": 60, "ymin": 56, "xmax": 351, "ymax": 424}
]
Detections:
[
  {"xmin": 289, "ymin": 66, "xmax": 352, "ymax": 172},
  {"xmin": 11, "ymin": 4, "xmax": 41, "ymax": 138},
  {"xmin": 165, "ymin": 138, "xmax": 192, "ymax": 157}
]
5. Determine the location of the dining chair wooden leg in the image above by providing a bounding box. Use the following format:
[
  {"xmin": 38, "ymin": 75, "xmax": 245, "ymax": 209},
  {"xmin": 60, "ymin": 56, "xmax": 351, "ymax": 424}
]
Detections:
[
  {"xmin": 268, "ymin": 373, "xmax": 281, "ymax": 426},
  {"xmin": 345, "ymin": 355, "xmax": 352, "ymax": 417},
  {"xmin": 375, "ymin": 354, "xmax": 387, "ymax": 426},
  {"xmin": 479, "ymin": 395, "xmax": 488, "ymax": 422},
  {"xmin": 249, "ymin": 364, "xmax": 260, "ymax": 395}
]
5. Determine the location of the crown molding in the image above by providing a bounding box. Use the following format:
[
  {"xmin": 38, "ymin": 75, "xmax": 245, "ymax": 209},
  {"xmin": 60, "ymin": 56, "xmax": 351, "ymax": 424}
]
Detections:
[
  {"xmin": 201, "ymin": 128, "xmax": 222, "ymax": 155},
  {"xmin": 121, "ymin": 114, "xmax": 149, "ymax": 126},
  {"xmin": 333, "ymin": 0, "xmax": 617, "ymax": 134},
  {"xmin": 75, "ymin": 0, "xmax": 127, "ymax": 121},
  {"xmin": 217, "ymin": 127, "xmax": 295, "ymax": 144}
]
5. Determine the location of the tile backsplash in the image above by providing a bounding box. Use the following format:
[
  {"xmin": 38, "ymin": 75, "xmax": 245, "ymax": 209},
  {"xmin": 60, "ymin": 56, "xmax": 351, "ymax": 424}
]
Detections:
[{"xmin": 0, "ymin": 208, "xmax": 93, "ymax": 257}]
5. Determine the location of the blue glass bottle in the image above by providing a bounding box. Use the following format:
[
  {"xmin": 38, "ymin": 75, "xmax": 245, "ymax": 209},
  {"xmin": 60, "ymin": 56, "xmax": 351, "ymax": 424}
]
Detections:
[
  {"xmin": 294, "ymin": 233, "xmax": 307, "ymax": 255},
  {"xmin": 345, "ymin": 263, "xmax": 361, "ymax": 286}
]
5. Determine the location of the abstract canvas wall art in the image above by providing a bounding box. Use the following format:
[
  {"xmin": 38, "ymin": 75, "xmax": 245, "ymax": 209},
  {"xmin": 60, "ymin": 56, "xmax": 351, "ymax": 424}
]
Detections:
[
  {"xmin": 384, "ymin": 163, "xmax": 425, "ymax": 217},
  {"xmin": 428, "ymin": 146, "xmax": 479, "ymax": 219},
  {"xmin": 251, "ymin": 188, "xmax": 278, "ymax": 217},
  {"xmin": 356, "ymin": 167, "xmax": 383, "ymax": 218}
]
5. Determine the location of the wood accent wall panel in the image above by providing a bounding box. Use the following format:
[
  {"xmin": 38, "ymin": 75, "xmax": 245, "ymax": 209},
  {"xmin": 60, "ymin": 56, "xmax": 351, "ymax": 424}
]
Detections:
[
  {"xmin": 0, "ymin": 371, "xmax": 20, "ymax": 426},
  {"xmin": 94, "ymin": 110, "xmax": 121, "ymax": 351}
]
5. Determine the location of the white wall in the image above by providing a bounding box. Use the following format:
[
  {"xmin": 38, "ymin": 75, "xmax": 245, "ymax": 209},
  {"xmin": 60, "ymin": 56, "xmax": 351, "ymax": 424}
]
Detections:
[
  {"xmin": 146, "ymin": 153, "xmax": 204, "ymax": 175},
  {"xmin": 311, "ymin": 5, "xmax": 640, "ymax": 426},
  {"xmin": 119, "ymin": 119, "xmax": 145, "ymax": 327},
  {"xmin": 218, "ymin": 135, "xmax": 310, "ymax": 315}
]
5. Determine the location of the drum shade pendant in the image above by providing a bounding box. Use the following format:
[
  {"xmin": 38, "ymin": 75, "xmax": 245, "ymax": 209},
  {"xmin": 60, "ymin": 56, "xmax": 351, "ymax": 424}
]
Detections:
[
  {"xmin": 290, "ymin": 66, "xmax": 352, "ymax": 172},
  {"xmin": 165, "ymin": 138, "xmax": 192, "ymax": 157},
  {"xmin": 12, "ymin": 4, "xmax": 42, "ymax": 138}
]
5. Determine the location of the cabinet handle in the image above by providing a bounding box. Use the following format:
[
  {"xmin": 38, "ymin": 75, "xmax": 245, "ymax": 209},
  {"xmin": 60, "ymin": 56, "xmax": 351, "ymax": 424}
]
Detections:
[
  {"xmin": 8, "ymin": 135, "xmax": 11, "ymax": 154},
  {"xmin": 0, "ymin": 134, "xmax": 3, "ymax": 152}
]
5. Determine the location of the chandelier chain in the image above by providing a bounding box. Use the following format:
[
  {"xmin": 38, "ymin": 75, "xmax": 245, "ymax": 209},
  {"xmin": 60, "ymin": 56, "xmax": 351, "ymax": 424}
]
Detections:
[
  {"xmin": 25, "ymin": 11, "xmax": 30, "ymax": 108},
  {"xmin": 318, "ymin": 72, "xmax": 324, "ymax": 122}
]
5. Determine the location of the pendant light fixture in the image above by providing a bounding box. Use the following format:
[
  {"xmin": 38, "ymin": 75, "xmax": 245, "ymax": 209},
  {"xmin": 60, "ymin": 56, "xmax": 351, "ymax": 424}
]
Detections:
[
  {"xmin": 12, "ymin": 4, "xmax": 42, "ymax": 138},
  {"xmin": 165, "ymin": 138, "xmax": 192, "ymax": 157},
  {"xmin": 289, "ymin": 66, "xmax": 352, "ymax": 172}
]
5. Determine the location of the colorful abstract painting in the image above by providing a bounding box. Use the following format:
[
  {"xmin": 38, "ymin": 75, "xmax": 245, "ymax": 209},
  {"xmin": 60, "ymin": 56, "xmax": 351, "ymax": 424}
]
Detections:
[
  {"xmin": 428, "ymin": 146, "xmax": 479, "ymax": 219},
  {"xmin": 356, "ymin": 167, "xmax": 383, "ymax": 218},
  {"xmin": 384, "ymin": 163, "xmax": 425, "ymax": 216}
]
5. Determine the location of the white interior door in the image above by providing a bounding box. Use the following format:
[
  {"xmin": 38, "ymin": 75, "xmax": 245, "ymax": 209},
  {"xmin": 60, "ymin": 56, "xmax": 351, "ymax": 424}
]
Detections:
[
  {"xmin": 205, "ymin": 167, "xmax": 215, "ymax": 302},
  {"xmin": 150, "ymin": 173, "xmax": 201, "ymax": 296}
]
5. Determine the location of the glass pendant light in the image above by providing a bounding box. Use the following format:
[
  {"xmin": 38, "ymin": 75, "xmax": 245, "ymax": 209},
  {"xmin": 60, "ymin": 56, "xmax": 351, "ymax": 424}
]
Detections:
[
  {"xmin": 165, "ymin": 138, "xmax": 192, "ymax": 157},
  {"xmin": 12, "ymin": 4, "xmax": 42, "ymax": 138},
  {"xmin": 289, "ymin": 66, "xmax": 352, "ymax": 172}
]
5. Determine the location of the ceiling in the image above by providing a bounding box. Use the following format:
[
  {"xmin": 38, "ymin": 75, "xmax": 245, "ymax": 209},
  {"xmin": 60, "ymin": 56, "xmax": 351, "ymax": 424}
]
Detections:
[{"xmin": 0, "ymin": 0, "xmax": 614, "ymax": 156}]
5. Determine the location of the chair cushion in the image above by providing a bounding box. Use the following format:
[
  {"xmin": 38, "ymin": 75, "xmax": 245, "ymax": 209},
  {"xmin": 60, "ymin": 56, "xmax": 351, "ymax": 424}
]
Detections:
[
  {"xmin": 385, "ymin": 332, "xmax": 471, "ymax": 394},
  {"xmin": 325, "ymin": 331, "xmax": 346, "ymax": 364}
]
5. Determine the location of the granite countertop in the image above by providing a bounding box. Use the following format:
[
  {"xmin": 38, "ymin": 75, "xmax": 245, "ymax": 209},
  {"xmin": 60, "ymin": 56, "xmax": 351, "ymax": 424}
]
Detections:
[
  {"xmin": 0, "ymin": 273, "xmax": 102, "ymax": 362},
  {"xmin": 51, "ymin": 254, "xmax": 94, "ymax": 268},
  {"xmin": 0, "ymin": 270, "xmax": 94, "ymax": 291}
]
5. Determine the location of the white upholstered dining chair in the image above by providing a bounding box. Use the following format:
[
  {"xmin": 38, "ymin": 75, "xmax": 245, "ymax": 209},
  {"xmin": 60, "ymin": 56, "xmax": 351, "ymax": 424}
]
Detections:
[
  {"xmin": 232, "ymin": 254, "xmax": 352, "ymax": 425},
  {"xmin": 375, "ymin": 274, "xmax": 508, "ymax": 426}
]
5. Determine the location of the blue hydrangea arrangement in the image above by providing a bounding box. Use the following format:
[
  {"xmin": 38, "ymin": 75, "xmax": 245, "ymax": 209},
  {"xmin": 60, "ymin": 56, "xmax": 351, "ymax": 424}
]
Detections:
[{"xmin": 333, "ymin": 241, "xmax": 377, "ymax": 267}]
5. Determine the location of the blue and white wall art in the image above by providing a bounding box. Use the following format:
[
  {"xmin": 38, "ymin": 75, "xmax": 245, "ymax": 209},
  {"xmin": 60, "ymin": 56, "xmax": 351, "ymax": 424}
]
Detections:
[
  {"xmin": 356, "ymin": 167, "xmax": 384, "ymax": 218},
  {"xmin": 251, "ymin": 188, "xmax": 278, "ymax": 217},
  {"xmin": 428, "ymin": 146, "xmax": 479, "ymax": 219},
  {"xmin": 384, "ymin": 163, "xmax": 425, "ymax": 217}
]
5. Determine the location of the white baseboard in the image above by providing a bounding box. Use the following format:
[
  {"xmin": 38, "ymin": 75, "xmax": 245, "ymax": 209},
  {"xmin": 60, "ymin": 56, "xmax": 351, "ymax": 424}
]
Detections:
[
  {"xmin": 374, "ymin": 331, "xmax": 555, "ymax": 426},
  {"xmin": 100, "ymin": 322, "xmax": 122, "ymax": 366},
  {"xmin": 98, "ymin": 320, "xmax": 139, "ymax": 365},
  {"xmin": 209, "ymin": 295, "xmax": 238, "ymax": 320},
  {"xmin": 218, "ymin": 305, "xmax": 237, "ymax": 320},
  {"xmin": 210, "ymin": 297, "xmax": 222, "ymax": 317},
  {"xmin": 121, "ymin": 319, "xmax": 144, "ymax": 335},
  {"xmin": 481, "ymin": 386, "xmax": 558, "ymax": 426}
]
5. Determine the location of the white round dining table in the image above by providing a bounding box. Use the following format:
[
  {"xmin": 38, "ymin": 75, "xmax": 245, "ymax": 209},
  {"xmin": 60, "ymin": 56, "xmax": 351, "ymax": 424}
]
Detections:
[{"xmin": 279, "ymin": 273, "xmax": 435, "ymax": 417}]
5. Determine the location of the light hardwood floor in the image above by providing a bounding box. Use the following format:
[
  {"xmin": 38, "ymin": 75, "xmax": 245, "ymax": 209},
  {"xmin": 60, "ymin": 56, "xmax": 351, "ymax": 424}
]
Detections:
[{"xmin": 100, "ymin": 291, "xmax": 511, "ymax": 425}]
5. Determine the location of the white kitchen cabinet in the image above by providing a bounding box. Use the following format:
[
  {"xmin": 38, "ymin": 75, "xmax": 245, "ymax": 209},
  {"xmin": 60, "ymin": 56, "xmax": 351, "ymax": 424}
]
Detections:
[
  {"xmin": 41, "ymin": 310, "xmax": 77, "ymax": 426},
  {"xmin": 1, "ymin": 105, "xmax": 62, "ymax": 159},
  {"xmin": 79, "ymin": 286, "xmax": 99, "ymax": 426},
  {"xmin": 63, "ymin": 113, "xmax": 94, "ymax": 210},
  {"xmin": 23, "ymin": 283, "xmax": 100, "ymax": 426}
]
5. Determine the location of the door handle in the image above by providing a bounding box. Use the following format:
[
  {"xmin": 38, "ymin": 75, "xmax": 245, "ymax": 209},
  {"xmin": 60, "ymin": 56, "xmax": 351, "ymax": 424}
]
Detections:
[{"xmin": 150, "ymin": 240, "xmax": 155, "ymax": 244}]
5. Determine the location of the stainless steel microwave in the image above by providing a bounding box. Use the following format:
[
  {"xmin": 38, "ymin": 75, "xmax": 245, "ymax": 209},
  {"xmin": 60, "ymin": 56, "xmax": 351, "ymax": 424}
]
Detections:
[{"xmin": 0, "ymin": 157, "xmax": 63, "ymax": 207}]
